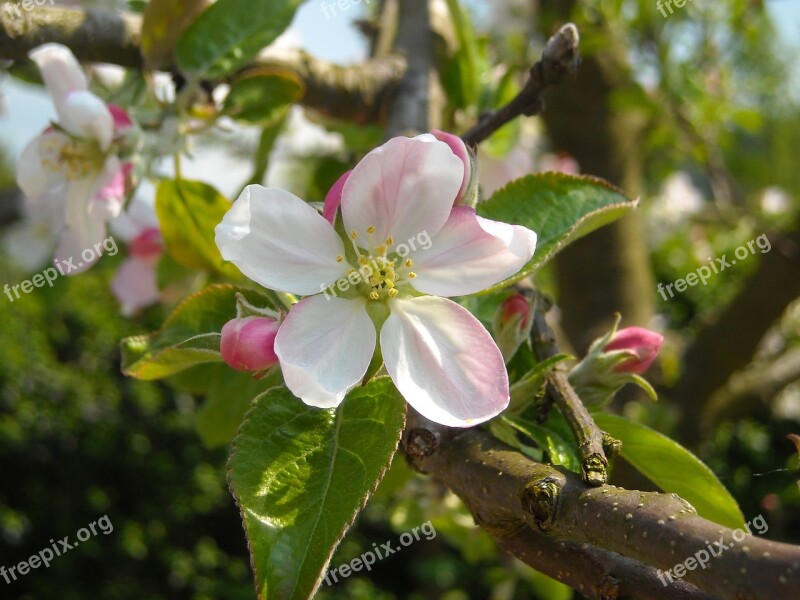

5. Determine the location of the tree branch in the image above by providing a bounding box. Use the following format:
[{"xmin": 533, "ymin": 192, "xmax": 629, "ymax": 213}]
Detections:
[
  {"xmin": 402, "ymin": 415, "xmax": 800, "ymax": 600},
  {"xmin": 461, "ymin": 22, "xmax": 580, "ymax": 148},
  {"xmin": 0, "ymin": 5, "xmax": 406, "ymax": 124}
]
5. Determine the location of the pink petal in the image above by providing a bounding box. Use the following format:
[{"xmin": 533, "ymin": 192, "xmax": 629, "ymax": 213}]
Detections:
[
  {"xmin": 322, "ymin": 169, "xmax": 352, "ymax": 223},
  {"xmin": 341, "ymin": 135, "xmax": 463, "ymax": 246},
  {"xmin": 381, "ymin": 296, "xmax": 509, "ymax": 427},
  {"xmin": 91, "ymin": 158, "xmax": 129, "ymax": 219},
  {"xmin": 410, "ymin": 206, "xmax": 537, "ymax": 297},
  {"xmin": 431, "ymin": 130, "xmax": 471, "ymax": 204},
  {"xmin": 275, "ymin": 295, "xmax": 376, "ymax": 408},
  {"xmin": 111, "ymin": 257, "xmax": 160, "ymax": 316},
  {"xmin": 215, "ymin": 185, "xmax": 348, "ymax": 296}
]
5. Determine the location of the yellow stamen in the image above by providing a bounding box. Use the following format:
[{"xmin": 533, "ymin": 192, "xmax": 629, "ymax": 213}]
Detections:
[
  {"xmin": 367, "ymin": 225, "xmax": 376, "ymax": 234},
  {"xmin": 388, "ymin": 289, "xmax": 399, "ymax": 298},
  {"xmin": 375, "ymin": 245, "xmax": 387, "ymax": 256},
  {"xmin": 336, "ymin": 255, "xmax": 344, "ymax": 263},
  {"xmin": 385, "ymin": 280, "xmax": 395, "ymax": 289},
  {"xmin": 385, "ymin": 237, "xmax": 394, "ymax": 246},
  {"xmin": 409, "ymin": 272, "xmax": 417, "ymax": 279},
  {"xmin": 369, "ymin": 291, "xmax": 380, "ymax": 300},
  {"xmin": 350, "ymin": 230, "xmax": 358, "ymax": 240},
  {"xmin": 405, "ymin": 259, "xmax": 414, "ymax": 268},
  {"xmin": 358, "ymin": 255, "xmax": 369, "ymax": 266}
]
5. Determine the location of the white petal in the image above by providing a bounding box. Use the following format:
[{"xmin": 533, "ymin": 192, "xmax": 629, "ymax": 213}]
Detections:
[
  {"xmin": 58, "ymin": 91, "xmax": 114, "ymax": 149},
  {"xmin": 89, "ymin": 155, "xmax": 125, "ymax": 219},
  {"xmin": 30, "ymin": 43, "xmax": 88, "ymax": 100},
  {"xmin": 16, "ymin": 134, "xmax": 54, "ymax": 199},
  {"xmin": 215, "ymin": 185, "xmax": 348, "ymax": 296},
  {"xmin": 55, "ymin": 177, "xmax": 108, "ymax": 275},
  {"xmin": 411, "ymin": 206, "xmax": 537, "ymax": 296},
  {"xmin": 381, "ymin": 296, "xmax": 509, "ymax": 427},
  {"xmin": 341, "ymin": 136, "xmax": 463, "ymax": 247},
  {"xmin": 275, "ymin": 295, "xmax": 376, "ymax": 408}
]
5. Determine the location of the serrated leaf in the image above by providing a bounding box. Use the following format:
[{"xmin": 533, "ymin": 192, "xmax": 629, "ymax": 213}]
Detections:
[
  {"xmin": 175, "ymin": 0, "xmax": 302, "ymax": 79},
  {"xmin": 155, "ymin": 178, "xmax": 240, "ymax": 278},
  {"xmin": 228, "ymin": 379, "xmax": 406, "ymax": 600},
  {"xmin": 121, "ymin": 284, "xmax": 274, "ymax": 380},
  {"xmin": 140, "ymin": 0, "xmax": 212, "ymax": 69},
  {"xmin": 223, "ymin": 68, "xmax": 305, "ymax": 124},
  {"xmin": 592, "ymin": 413, "xmax": 745, "ymax": 529},
  {"xmin": 477, "ymin": 173, "xmax": 638, "ymax": 292}
]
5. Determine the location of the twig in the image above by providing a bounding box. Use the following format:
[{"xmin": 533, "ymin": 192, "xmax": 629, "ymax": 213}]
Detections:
[
  {"xmin": 461, "ymin": 23, "xmax": 581, "ymax": 148},
  {"xmin": 528, "ymin": 290, "xmax": 612, "ymax": 485}
]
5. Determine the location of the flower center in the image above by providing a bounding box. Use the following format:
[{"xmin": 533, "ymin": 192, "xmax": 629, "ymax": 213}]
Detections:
[
  {"xmin": 39, "ymin": 133, "xmax": 105, "ymax": 181},
  {"xmin": 342, "ymin": 225, "xmax": 417, "ymax": 301}
]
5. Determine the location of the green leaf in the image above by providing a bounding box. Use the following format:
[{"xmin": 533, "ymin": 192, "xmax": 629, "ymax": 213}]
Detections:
[
  {"xmin": 140, "ymin": 0, "xmax": 212, "ymax": 69},
  {"xmin": 592, "ymin": 413, "xmax": 745, "ymax": 529},
  {"xmin": 223, "ymin": 68, "xmax": 305, "ymax": 124},
  {"xmin": 175, "ymin": 0, "xmax": 302, "ymax": 79},
  {"xmin": 503, "ymin": 416, "xmax": 580, "ymax": 471},
  {"xmin": 121, "ymin": 284, "xmax": 274, "ymax": 380},
  {"xmin": 228, "ymin": 379, "xmax": 406, "ymax": 600},
  {"xmin": 477, "ymin": 173, "xmax": 638, "ymax": 292},
  {"xmin": 196, "ymin": 365, "xmax": 281, "ymax": 447},
  {"xmin": 155, "ymin": 178, "xmax": 240, "ymax": 278}
]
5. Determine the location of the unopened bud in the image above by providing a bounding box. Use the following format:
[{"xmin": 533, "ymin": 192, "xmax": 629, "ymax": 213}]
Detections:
[
  {"xmin": 493, "ymin": 293, "xmax": 533, "ymax": 362},
  {"xmin": 603, "ymin": 327, "xmax": 663, "ymax": 375},
  {"xmin": 568, "ymin": 316, "xmax": 662, "ymax": 405},
  {"xmin": 220, "ymin": 316, "xmax": 280, "ymax": 372},
  {"xmin": 130, "ymin": 227, "xmax": 163, "ymax": 260}
]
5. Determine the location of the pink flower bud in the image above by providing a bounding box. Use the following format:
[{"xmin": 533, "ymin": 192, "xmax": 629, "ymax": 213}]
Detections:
[
  {"xmin": 322, "ymin": 169, "xmax": 352, "ymax": 223},
  {"xmin": 130, "ymin": 227, "xmax": 163, "ymax": 260},
  {"xmin": 499, "ymin": 293, "xmax": 531, "ymax": 331},
  {"xmin": 108, "ymin": 103, "xmax": 133, "ymax": 131},
  {"xmin": 220, "ymin": 316, "xmax": 280, "ymax": 372},
  {"xmin": 432, "ymin": 130, "xmax": 473, "ymax": 205},
  {"xmin": 604, "ymin": 327, "xmax": 663, "ymax": 374},
  {"xmin": 492, "ymin": 293, "xmax": 532, "ymax": 362}
]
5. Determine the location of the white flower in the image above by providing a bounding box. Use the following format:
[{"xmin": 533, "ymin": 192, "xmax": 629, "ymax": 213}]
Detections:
[
  {"xmin": 216, "ymin": 135, "xmax": 537, "ymax": 427},
  {"xmin": 16, "ymin": 44, "xmax": 132, "ymax": 274}
]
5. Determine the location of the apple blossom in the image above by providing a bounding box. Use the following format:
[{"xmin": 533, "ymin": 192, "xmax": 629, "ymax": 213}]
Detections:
[
  {"xmin": 216, "ymin": 134, "xmax": 538, "ymax": 427},
  {"xmin": 16, "ymin": 44, "xmax": 134, "ymax": 275}
]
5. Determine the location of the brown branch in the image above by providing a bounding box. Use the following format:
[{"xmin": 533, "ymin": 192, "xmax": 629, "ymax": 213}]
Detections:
[
  {"xmin": 402, "ymin": 414, "xmax": 800, "ymax": 600},
  {"xmin": 461, "ymin": 22, "xmax": 580, "ymax": 148},
  {"xmin": 0, "ymin": 5, "xmax": 406, "ymax": 124},
  {"xmin": 0, "ymin": 5, "xmax": 142, "ymax": 66}
]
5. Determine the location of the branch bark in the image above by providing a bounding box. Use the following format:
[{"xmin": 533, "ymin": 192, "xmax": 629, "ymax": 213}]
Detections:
[
  {"xmin": 0, "ymin": 5, "xmax": 407, "ymax": 125},
  {"xmin": 402, "ymin": 415, "xmax": 800, "ymax": 600},
  {"xmin": 461, "ymin": 22, "xmax": 580, "ymax": 148}
]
